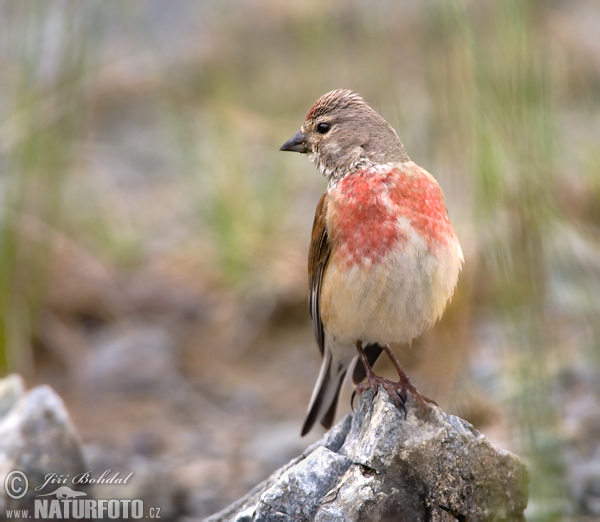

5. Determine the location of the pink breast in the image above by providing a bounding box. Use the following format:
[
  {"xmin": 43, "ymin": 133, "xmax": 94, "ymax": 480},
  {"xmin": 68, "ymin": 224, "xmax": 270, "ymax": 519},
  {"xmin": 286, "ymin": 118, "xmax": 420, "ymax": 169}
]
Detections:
[{"xmin": 329, "ymin": 167, "xmax": 452, "ymax": 268}]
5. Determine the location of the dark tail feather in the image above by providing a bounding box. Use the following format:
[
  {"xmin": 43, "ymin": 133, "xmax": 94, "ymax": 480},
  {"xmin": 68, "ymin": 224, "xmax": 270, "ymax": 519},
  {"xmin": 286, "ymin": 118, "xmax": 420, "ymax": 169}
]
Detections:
[
  {"xmin": 301, "ymin": 350, "xmax": 347, "ymax": 436},
  {"xmin": 319, "ymin": 372, "xmax": 346, "ymax": 430},
  {"xmin": 352, "ymin": 343, "xmax": 384, "ymax": 384}
]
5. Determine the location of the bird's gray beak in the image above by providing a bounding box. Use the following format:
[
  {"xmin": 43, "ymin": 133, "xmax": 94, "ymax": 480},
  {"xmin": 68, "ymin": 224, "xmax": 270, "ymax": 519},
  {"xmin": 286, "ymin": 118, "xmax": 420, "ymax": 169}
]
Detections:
[{"xmin": 280, "ymin": 130, "xmax": 308, "ymax": 153}]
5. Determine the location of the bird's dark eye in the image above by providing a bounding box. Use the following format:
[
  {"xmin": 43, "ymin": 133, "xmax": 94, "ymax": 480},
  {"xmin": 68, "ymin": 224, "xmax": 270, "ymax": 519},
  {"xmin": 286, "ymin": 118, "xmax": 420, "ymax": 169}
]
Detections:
[{"xmin": 316, "ymin": 122, "xmax": 331, "ymax": 134}]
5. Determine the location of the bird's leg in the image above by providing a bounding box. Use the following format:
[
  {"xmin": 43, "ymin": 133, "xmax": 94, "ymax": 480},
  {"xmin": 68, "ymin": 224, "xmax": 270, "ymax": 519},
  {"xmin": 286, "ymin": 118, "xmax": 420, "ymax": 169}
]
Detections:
[
  {"xmin": 353, "ymin": 341, "xmax": 381, "ymax": 397},
  {"xmin": 381, "ymin": 344, "xmax": 437, "ymax": 408},
  {"xmin": 352, "ymin": 341, "xmax": 436, "ymax": 417},
  {"xmin": 353, "ymin": 341, "xmax": 407, "ymax": 415}
]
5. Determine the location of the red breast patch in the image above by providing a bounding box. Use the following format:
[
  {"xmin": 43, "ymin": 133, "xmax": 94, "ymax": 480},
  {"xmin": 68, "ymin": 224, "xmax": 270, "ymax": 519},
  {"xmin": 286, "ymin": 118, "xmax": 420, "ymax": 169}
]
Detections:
[{"xmin": 329, "ymin": 167, "xmax": 452, "ymax": 267}]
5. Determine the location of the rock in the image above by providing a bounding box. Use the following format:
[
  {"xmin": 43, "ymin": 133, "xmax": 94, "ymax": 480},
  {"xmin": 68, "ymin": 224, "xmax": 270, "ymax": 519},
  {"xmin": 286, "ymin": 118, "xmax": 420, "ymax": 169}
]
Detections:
[
  {"xmin": 0, "ymin": 376, "xmax": 87, "ymax": 512},
  {"xmin": 208, "ymin": 388, "xmax": 529, "ymax": 521},
  {"xmin": 569, "ymin": 457, "xmax": 600, "ymax": 516},
  {"xmin": 84, "ymin": 323, "xmax": 178, "ymax": 394},
  {"xmin": 84, "ymin": 443, "xmax": 186, "ymax": 520}
]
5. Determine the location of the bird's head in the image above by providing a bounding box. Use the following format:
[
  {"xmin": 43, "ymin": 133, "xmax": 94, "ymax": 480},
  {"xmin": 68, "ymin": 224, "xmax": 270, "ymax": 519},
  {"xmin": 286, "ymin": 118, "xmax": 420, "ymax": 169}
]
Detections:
[{"xmin": 280, "ymin": 89, "xmax": 409, "ymax": 181}]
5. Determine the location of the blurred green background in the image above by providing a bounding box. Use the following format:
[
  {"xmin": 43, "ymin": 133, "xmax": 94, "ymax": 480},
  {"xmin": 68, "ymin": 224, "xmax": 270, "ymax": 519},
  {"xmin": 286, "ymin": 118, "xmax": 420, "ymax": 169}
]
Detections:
[{"xmin": 1, "ymin": 0, "xmax": 599, "ymax": 519}]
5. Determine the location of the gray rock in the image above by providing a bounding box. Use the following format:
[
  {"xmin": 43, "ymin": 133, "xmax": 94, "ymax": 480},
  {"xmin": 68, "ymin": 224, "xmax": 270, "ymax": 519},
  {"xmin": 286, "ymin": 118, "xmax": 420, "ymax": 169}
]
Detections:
[
  {"xmin": 0, "ymin": 379, "xmax": 87, "ymax": 512},
  {"xmin": 85, "ymin": 444, "xmax": 185, "ymax": 520},
  {"xmin": 84, "ymin": 323, "xmax": 177, "ymax": 394},
  {"xmin": 208, "ymin": 389, "xmax": 528, "ymax": 521}
]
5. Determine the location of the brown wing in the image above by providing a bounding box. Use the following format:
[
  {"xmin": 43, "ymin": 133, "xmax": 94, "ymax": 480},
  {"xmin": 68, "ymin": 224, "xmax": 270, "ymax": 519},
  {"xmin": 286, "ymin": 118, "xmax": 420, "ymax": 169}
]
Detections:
[{"xmin": 308, "ymin": 193, "xmax": 330, "ymax": 355}]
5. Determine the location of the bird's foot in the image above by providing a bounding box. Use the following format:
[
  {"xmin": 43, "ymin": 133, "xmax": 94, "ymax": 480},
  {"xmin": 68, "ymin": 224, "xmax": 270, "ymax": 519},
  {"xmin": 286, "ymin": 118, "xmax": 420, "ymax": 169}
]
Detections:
[
  {"xmin": 351, "ymin": 370, "xmax": 436, "ymax": 418},
  {"xmin": 353, "ymin": 341, "xmax": 436, "ymax": 417}
]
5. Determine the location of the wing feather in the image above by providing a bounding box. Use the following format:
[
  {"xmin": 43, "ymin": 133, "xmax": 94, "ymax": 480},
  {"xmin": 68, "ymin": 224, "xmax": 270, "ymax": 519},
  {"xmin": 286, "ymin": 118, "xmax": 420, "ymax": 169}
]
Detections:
[{"xmin": 308, "ymin": 193, "xmax": 330, "ymax": 355}]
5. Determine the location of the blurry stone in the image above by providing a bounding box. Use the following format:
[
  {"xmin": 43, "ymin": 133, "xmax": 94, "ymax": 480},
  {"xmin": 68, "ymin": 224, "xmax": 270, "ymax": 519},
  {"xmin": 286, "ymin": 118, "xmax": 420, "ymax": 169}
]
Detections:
[
  {"xmin": 175, "ymin": 458, "xmax": 245, "ymax": 519},
  {"xmin": 85, "ymin": 443, "xmax": 185, "ymax": 520},
  {"xmin": 208, "ymin": 389, "xmax": 528, "ymax": 521},
  {"xmin": 0, "ymin": 378, "xmax": 87, "ymax": 512},
  {"xmin": 85, "ymin": 323, "xmax": 177, "ymax": 393},
  {"xmin": 246, "ymin": 421, "xmax": 311, "ymax": 470},
  {"xmin": 570, "ymin": 458, "xmax": 600, "ymax": 516}
]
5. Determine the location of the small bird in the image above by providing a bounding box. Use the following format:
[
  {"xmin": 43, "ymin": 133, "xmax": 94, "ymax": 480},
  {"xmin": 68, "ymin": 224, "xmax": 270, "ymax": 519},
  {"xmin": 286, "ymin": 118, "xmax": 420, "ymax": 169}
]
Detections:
[{"xmin": 280, "ymin": 89, "xmax": 463, "ymax": 436}]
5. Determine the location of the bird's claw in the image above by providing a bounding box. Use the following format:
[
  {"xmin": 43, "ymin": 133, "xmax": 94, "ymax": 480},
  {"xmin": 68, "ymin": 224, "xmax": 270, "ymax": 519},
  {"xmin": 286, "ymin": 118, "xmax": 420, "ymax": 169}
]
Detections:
[{"xmin": 352, "ymin": 373, "xmax": 433, "ymax": 419}]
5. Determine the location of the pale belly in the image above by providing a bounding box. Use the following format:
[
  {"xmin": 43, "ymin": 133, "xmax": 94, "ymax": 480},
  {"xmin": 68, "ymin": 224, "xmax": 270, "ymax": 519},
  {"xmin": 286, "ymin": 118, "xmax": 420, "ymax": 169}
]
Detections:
[{"xmin": 319, "ymin": 231, "xmax": 462, "ymax": 345}]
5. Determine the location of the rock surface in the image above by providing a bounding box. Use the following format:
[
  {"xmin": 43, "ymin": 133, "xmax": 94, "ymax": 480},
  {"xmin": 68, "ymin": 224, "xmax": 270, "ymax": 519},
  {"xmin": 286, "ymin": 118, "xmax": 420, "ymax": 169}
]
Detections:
[
  {"xmin": 208, "ymin": 388, "xmax": 529, "ymax": 521},
  {"xmin": 0, "ymin": 375, "xmax": 87, "ymax": 512}
]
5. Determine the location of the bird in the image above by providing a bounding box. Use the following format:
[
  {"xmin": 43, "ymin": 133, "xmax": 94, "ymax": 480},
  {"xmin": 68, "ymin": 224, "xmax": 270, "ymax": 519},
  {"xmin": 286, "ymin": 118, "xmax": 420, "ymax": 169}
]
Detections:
[{"xmin": 280, "ymin": 89, "xmax": 463, "ymax": 436}]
